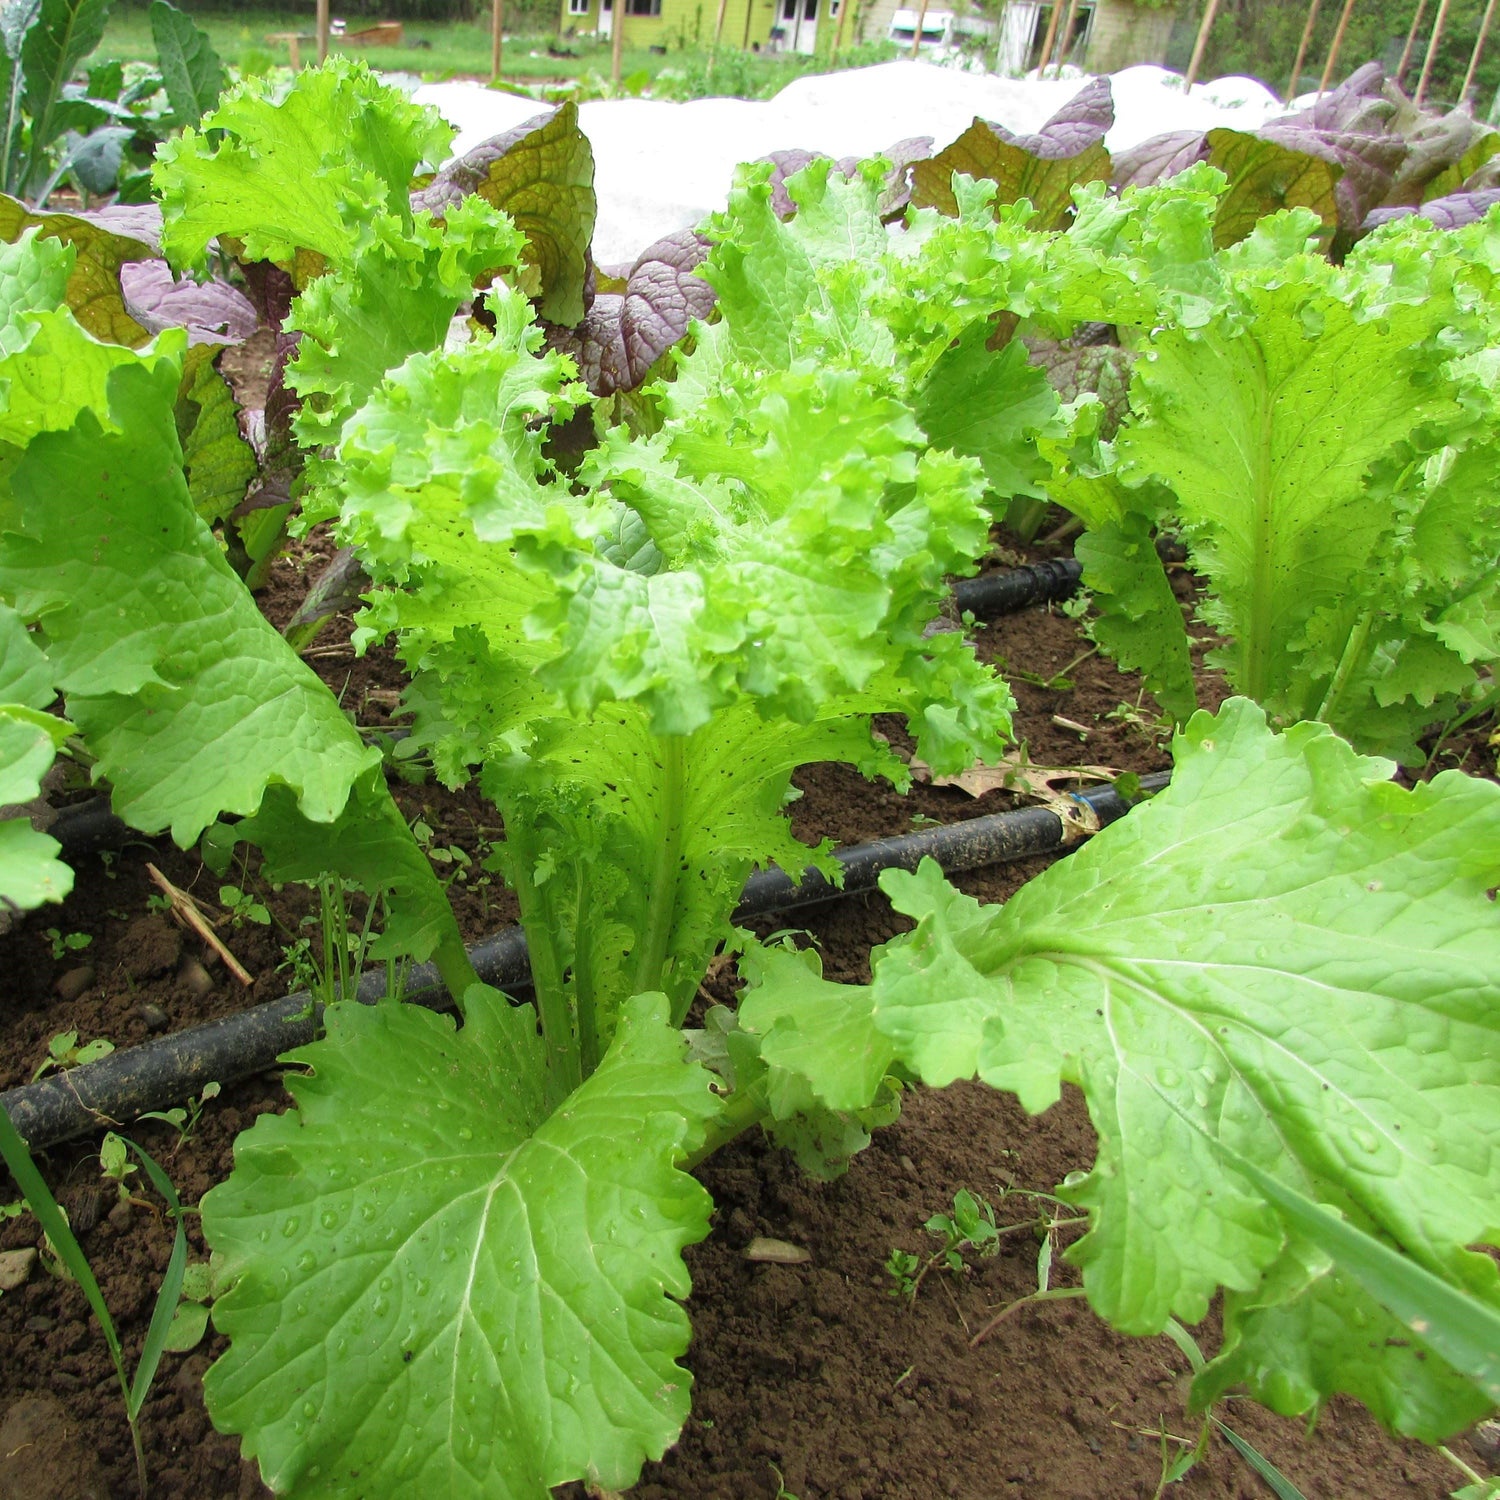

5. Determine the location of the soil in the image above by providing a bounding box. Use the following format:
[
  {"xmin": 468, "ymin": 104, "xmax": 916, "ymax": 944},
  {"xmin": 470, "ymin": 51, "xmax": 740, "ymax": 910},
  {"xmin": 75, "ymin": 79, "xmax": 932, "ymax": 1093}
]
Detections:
[{"xmin": 0, "ymin": 536, "xmax": 1493, "ymax": 1500}]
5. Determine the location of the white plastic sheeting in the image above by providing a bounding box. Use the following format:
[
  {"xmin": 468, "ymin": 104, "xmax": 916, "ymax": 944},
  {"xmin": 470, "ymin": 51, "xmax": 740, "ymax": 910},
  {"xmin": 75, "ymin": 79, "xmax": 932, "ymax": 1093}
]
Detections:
[{"xmin": 414, "ymin": 60, "xmax": 1290, "ymax": 263}]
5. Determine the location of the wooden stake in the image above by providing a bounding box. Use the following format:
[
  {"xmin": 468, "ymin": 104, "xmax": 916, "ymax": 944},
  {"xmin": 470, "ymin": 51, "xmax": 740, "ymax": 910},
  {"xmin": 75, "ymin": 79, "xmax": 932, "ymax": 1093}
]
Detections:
[
  {"xmin": 611, "ymin": 0, "xmax": 625, "ymax": 83},
  {"xmin": 1317, "ymin": 0, "xmax": 1358, "ymax": 95},
  {"xmin": 1053, "ymin": 0, "xmax": 1081, "ymax": 75},
  {"xmin": 830, "ymin": 0, "xmax": 852, "ymax": 65},
  {"xmin": 490, "ymin": 0, "xmax": 504, "ymax": 82},
  {"xmin": 1287, "ymin": 0, "xmax": 1322, "ymax": 99},
  {"xmin": 1183, "ymin": 0, "xmax": 1221, "ymax": 91},
  {"xmin": 710, "ymin": 0, "xmax": 730, "ymax": 68},
  {"xmin": 909, "ymin": 0, "xmax": 930, "ymax": 59},
  {"xmin": 1034, "ymin": 0, "xmax": 1062, "ymax": 74},
  {"xmin": 1397, "ymin": 0, "xmax": 1428, "ymax": 83},
  {"xmin": 144, "ymin": 865, "xmax": 254, "ymax": 988},
  {"xmin": 315, "ymin": 0, "xmax": 329, "ymax": 63},
  {"xmin": 1415, "ymin": 0, "xmax": 1453, "ymax": 104},
  {"xmin": 1461, "ymin": 0, "xmax": 1498, "ymax": 99}
]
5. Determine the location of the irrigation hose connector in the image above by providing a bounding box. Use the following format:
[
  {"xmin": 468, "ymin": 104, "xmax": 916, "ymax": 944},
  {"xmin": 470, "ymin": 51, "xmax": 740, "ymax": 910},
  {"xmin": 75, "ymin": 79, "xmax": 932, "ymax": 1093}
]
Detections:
[{"xmin": 2, "ymin": 774, "xmax": 1168, "ymax": 1150}]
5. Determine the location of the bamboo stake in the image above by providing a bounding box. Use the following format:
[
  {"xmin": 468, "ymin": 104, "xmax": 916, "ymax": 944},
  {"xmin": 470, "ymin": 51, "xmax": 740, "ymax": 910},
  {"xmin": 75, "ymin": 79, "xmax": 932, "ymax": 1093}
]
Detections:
[
  {"xmin": 1462, "ymin": 0, "xmax": 1498, "ymax": 99},
  {"xmin": 611, "ymin": 0, "xmax": 624, "ymax": 83},
  {"xmin": 1034, "ymin": 0, "xmax": 1062, "ymax": 74},
  {"xmin": 830, "ymin": 0, "xmax": 852, "ymax": 65},
  {"xmin": 1415, "ymin": 0, "xmax": 1453, "ymax": 103},
  {"xmin": 316, "ymin": 0, "xmax": 330, "ymax": 62},
  {"xmin": 1318, "ymin": 0, "xmax": 1358, "ymax": 95},
  {"xmin": 1397, "ymin": 0, "xmax": 1427, "ymax": 83},
  {"xmin": 1183, "ymin": 0, "xmax": 1221, "ymax": 91},
  {"xmin": 145, "ymin": 865, "xmax": 254, "ymax": 988},
  {"xmin": 710, "ymin": 0, "xmax": 730, "ymax": 68},
  {"xmin": 1287, "ymin": 0, "xmax": 1322, "ymax": 100},
  {"xmin": 490, "ymin": 0, "xmax": 504, "ymax": 81},
  {"xmin": 909, "ymin": 0, "xmax": 930, "ymax": 58},
  {"xmin": 1052, "ymin": 0, "xmax": 1081, "ymax": 75}
]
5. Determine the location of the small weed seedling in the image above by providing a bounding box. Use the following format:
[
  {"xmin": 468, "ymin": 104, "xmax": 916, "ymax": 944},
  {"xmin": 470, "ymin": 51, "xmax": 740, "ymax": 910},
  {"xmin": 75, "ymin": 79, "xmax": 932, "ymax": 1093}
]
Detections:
[
  {"xmin": 42, "ymin": 927, "xmax": 91, "ymax": 961},
  {"xmin": 161, "ymin": 1260, "xmax": 214, "ymax": 1354},
  {"xmin": 218, "ymin": 884, "xmax": 270, "ymax": 928},
  {"xmin": 99, "ymin": 1132, "xmax": 152, "ymax": 1209},
  {"xmin": 886, "ymin": 1188, "xmax": 1002, "ymax": 1302},
  {"xmin": 138, "ymin": 1082, "xmax": 221, "ymax": 1152},
  {"xmin": 1148, "ymin": 1320, "xmax": 1309, "ymax": 1499},
  {"xmin": 0, "ymin": 1106, "xmax": 192, "ymax": 1500},
  {"xmin": 768, "ymin": 1463, "xmax": 801, "ymax": 1500},
  {"xmin": 32, "ymin": 1029, "xmax": 114, "ymax": 1082}
]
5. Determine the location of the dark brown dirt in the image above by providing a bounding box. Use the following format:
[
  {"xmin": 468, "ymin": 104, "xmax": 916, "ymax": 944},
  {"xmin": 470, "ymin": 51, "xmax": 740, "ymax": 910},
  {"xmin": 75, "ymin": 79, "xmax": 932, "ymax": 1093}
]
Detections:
[{"xmin": 0, "ymin": 551, "xmax": 1490, "ymax": 1500}]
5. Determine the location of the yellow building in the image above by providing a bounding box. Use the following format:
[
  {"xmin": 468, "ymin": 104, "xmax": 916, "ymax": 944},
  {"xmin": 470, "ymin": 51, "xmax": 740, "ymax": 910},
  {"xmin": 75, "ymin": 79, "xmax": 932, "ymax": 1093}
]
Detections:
[{"xmin": 558, "ymin": 0, "xmax": 854, "ymax": 58}]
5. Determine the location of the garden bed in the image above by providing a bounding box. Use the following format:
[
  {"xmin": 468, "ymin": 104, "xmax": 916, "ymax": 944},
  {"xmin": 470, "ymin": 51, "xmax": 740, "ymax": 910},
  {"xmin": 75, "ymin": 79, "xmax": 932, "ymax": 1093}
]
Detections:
[{"xmin": 0, "ymin": 556, "xmax": 1483, "ymax": 1500}]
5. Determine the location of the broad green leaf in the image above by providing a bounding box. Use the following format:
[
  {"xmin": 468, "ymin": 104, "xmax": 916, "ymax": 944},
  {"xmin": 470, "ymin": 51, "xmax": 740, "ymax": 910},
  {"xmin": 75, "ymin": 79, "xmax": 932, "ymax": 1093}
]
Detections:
[
  {"xmin": 690, "ymin": 158, "xmax": 890, "ymax": 377},
  {"xmin": 233, "ymin": 769, "xmax": 468, "ymax": 976},
  {"xmin": 0, "ymin": 596, "xmax": 52, "ymax": 708},
  {"xmin": 737, "ymin": 940, "xmax": 895, "ymax": 1114},
  {"xmin": 18, "ymin": 0, "xmax": 112, "ymax": 189},
  {"xmin": 412, "ymin": 101, "xmax": 595, "ymax": 327},
  {"xmin": 177, "ymin": 353, "xmax": 254, "ymax": 524},
  {"xmin": 287, "ymin": 193, "xmax": 528, "ymax": 456},
  {"xmin": 203, "ymin": 990, "xmax": 718, "ymax": 1499},
  {"xmin": 1075, "ymin": 514, "xmax": 1196, "ymax": 723},
  {"xmin": 1203, "ymin": 129, "xmax": 1341, "ymax": 250},
  {"xmin": 155, "ymin": 59, "xmax": 452, "ymax": 274},
  {"xmin": 1117, "ymin": 244, "xmax": 1467, "ymax": 727},
  {"xmin": 0, "ymin": 0, "xmax": 41, "ymax": 195},
  {"xmin": 1193, "ymin": 1197, "xmax": 1499, "ymax": 1437},
  {"xmin": 912, "ymin": 327, "xmax": 1061, "ymax": 507},
  {"xmin": 863, "ymin": 698, "xmax": 1500, "ymax": 1437},
  {"xmin": 148, "ymin": 0, "xmax": 223, "ymax": 126},
  {"xmin": 909, "ymin": 115, "xmax": 1110, "ymax": 231},
  {"xmin": 0, "ymin": 195, "xmax": 152, "ymax": 345},
  {"xmin": 0, "ymin": 345, "xmax": 378, "ymax": 842},
  {"xmin": 0, "ymin": 700, "xmax": 72, "ymax": 908}
]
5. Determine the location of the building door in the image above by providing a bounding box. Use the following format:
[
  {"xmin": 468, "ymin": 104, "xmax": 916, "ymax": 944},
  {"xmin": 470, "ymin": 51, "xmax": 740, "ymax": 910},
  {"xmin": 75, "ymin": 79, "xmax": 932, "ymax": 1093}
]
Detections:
[
  {"xmin": 789, "ymin": 0, "xmax": 817, "ymax": 54},
  {"xmin": 599, "ymin": 0, "xmax": 612, "ymax": 38},
  {"xmin": 998, "ymin": 1, "xmax": 1039, "ymax": 76}
]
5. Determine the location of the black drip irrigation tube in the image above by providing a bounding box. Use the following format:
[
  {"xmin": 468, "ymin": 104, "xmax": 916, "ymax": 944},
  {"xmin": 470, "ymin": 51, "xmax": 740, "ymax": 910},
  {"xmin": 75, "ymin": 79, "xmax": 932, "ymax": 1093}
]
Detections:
[
  {"xmin": 952, "ymin": 557, "xmax": 1082, "ymax": 619},
  {"xmin": 3, "ymin": 773, "xmax": 1168, "ymax": 1150}
]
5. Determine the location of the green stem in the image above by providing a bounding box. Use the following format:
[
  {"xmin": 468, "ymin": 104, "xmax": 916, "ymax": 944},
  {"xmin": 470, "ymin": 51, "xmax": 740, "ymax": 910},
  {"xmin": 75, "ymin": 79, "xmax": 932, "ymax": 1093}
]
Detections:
[
  {"xmin": 1424, "ymin": 681, "xmax": 1500, "ymax": 772},
  {"xmin": 632, "ymin": 734, "xmax": 686, "ymax": 1000},
  {"xmin": 1244, "ymin": 372, "xmax": 1277, "ymax": 704},
  {"xmin": 508, "ymin": 825, "xmax": 582, "ymax": 1106},
  {"xmin": 681, "ymin": 1082, "xmax": 768, "ymax": 1172},
  {"xmin": 1314, "ymin": 607, "xmax": 1374, "ymax": 727},
  {"xmin": 430, "ymin": 926, "xmax": 482, "ymax": 1012},
  {"xmin": 572, "ymin": 861, "xmax": 601, "ymax": 1078}
]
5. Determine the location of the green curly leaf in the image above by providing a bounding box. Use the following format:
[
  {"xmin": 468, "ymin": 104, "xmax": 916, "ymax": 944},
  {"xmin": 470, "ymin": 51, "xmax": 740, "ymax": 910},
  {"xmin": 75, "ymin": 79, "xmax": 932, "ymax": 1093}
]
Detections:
[{"xmin": 203, "ymin": 990, "xmax": 718, "ymax": 1499}]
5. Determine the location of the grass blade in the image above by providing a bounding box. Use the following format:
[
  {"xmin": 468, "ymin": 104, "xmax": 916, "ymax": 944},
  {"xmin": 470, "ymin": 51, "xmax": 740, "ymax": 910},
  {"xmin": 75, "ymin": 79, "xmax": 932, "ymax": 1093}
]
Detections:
[
  {"xmin": 1213, "ymin": 1417, "xmax": 1309, "ymax": 1500},
  {"xmin": 0, "ymin": 1104, "xmax": 124, "ymax": 1371},
  {"xmin": 124, "ymin": 1136, "xmax": 189, "ymax": 1420},
  {"xmin": 1225, "ymin": 1153, "xmax": 1500, "ymax": 1405}
]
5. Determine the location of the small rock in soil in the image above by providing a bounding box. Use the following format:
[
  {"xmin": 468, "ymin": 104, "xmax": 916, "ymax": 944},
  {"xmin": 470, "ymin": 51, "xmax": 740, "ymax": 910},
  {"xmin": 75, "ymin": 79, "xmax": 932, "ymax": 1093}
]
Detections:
[
  {"xmin": 0, "ymin": 1394, "xmax": 112, "ymax": 1499},
  {"xmin": 51, "ymin": 966, "xmax": 94, "ymax": 1001},
  {"xmin": 178, "ymin": 957, "xmax": 214, "ymax": 995},
  {"xmin": 138, "ymin": 1001, "xmax": 169, "ymax": 1032},
  {"xmin": 1470, "ymin": 1419, "xmax": 1500, "ymax": 1464},
  {"xmin": 23, "ymin": 1315, "xmax": 53, "ymax": 1334},
  {"xmin": 120, "ymin": 915, "xmax": 182, "ymax": 980},
  {"xmin": 106, "ymin": 1201, "xmax": 133, "ymax": 1233},
  {"xmin": 0, "ymin": 1249, "xmax": 34, "ymax": 1292}
]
